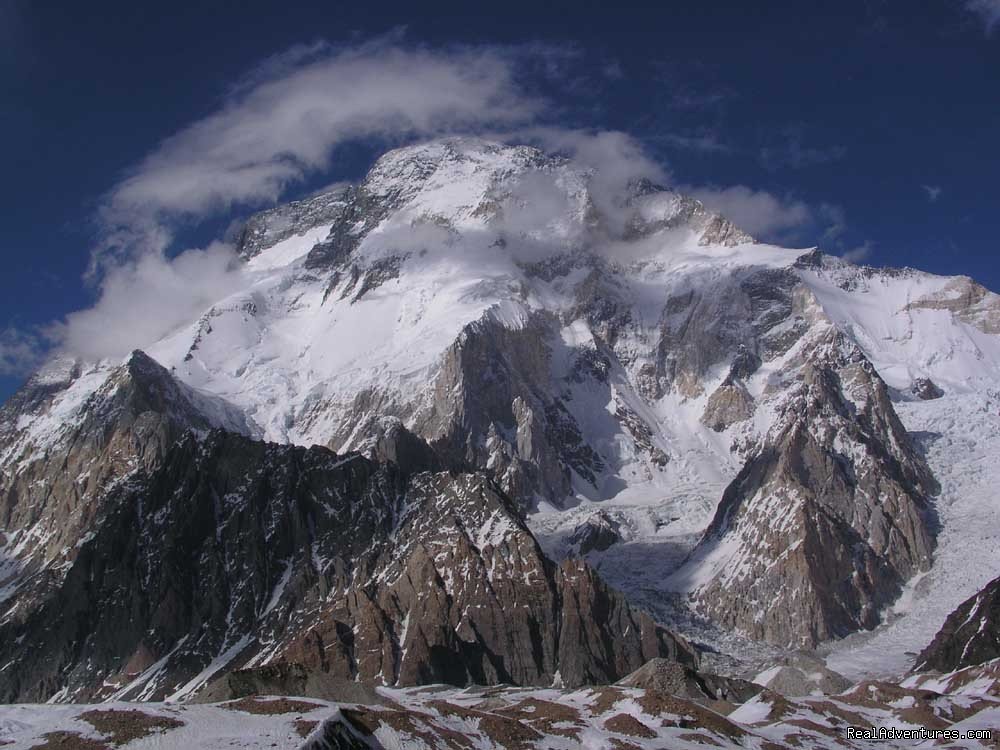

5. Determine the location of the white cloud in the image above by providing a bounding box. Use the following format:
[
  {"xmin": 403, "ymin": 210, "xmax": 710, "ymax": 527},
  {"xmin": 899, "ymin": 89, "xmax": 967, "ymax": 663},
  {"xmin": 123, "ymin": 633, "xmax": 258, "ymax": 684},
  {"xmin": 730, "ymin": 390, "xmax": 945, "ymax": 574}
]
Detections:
[
  {"xmin": 686, "ymin": 184, "xmax": 861, "ymax": 259},
  {"xmin": 818, "ymin": 203, "xmax": 847, "ymax": 241},
  {"xmin": 516, "ymin": 128, "xmax": 668, "ymax": 235},
  {"xmin": 39, "ymin": 36, "xmax": 852, "ymax": 368},
  {"xmin": 93, "ymin": 35, "xmax": 543, "ymax": 275},
  {"xmin": 0, "ymin": 327, "xmax": 45, "ymax": 377},
  {"xmin": 922, "ymin": 184, "xmax": 943, "ymax": 202},
  {"xmin": 50, "ymin": 37, "xmax": 552, "ymax": 364},
  {"xmin": 685, "ymin": 185, "xmax": 815, "ymax": 240},
  {"xmin": 523, "ymin": 128, "xmax": 667, "ymax": 186},
  {"xmin": 498, "ymin": 171, "xmax": 584, "ymax": 242},
  {"xmin": 53, "ymin": 243, "xmax": 247, "ymax": 361},
  {"xmin": 966, "ymin": 0, "xmax": 1000, "ymax": 33},
  {"xmin": 841, "ymin": 241, "xmax": 873, "ymax": 264}
]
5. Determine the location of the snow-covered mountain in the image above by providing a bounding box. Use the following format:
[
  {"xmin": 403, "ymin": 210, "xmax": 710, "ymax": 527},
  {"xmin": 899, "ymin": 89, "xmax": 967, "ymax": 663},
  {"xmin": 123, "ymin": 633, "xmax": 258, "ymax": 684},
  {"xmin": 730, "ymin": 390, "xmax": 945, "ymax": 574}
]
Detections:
[{"xmin": 2, "ymin": 137, "xmax": 1000, "ymax": 702}]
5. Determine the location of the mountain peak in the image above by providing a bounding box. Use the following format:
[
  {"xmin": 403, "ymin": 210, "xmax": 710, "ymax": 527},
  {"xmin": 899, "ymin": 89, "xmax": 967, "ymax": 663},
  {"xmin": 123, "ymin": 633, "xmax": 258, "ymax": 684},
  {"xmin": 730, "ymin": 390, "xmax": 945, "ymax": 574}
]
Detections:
[{"xmin": 237, "ymin": 137, "xmax": 758, "ymax": 277}]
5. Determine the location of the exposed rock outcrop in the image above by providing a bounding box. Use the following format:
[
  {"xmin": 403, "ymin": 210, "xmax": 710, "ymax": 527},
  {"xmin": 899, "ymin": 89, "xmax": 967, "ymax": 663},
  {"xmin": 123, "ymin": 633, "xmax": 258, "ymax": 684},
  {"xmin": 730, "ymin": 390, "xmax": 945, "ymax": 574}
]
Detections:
[
  {"xmin": 569, "ymin": 511, "xmax": 622, "ymax": 555},
  {"xmin": 906, "ymin": 277, "xmax": 1000, "ymax": 334},
  {"xmin": 619, "ymin": 658, "xmax": 762, "ymax": 704},
  {"xmin": 236, "ymin": 187, "xmax": 352, "ymax": 261},
  {"xmin": 648, "ymin": 267, "xmax": 808, "ymax": 400},
  {"xmin": 193, "ymin": 663, "xmax": 383, "ymax": 705},
  {"xmin": 402, "ymin": 309, "xmax": 605, "ymax": 507},
  {"xmin": 685, "ymin": 328, "xmax": 938, "ymax": 648},
  {"xmin": 701, "ymin": 377, "xmax": 754, "ymax": 432},
  {"xmin": 753, "ymin": 654, "xmax": 851, "ymax": 696},
  {"xmin": 911, "ymin": 377, "xmax": 944, "ymax": 400},
  {"xmin": 0, "ymin": 428, "xmax": 696, "ymax": 702},
  {"xmin": 915, "ymin": 574, "xmax": 1000, "ymax": 673},
  {"xmin": 0, "ymin": 351, "xmax": 254, "ymax": 567}
]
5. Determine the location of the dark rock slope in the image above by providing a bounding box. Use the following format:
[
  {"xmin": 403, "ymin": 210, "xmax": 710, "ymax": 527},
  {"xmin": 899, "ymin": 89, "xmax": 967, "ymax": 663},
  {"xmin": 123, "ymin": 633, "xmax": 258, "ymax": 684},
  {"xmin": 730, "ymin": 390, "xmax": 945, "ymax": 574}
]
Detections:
[
  {"xmin": 686, "ymin": 329, "xmax": 938, "ymax": 648},
  {"xmin": 915, "ymin": 575, "xmax": 1000, "ymax": 673},
  {"xmin": 0, "ymin": 351, "xmax": 253, "ymax": 571},
  {"xmin": 0, "ymin": 386, "xmax": 695, "ymax": 701}
]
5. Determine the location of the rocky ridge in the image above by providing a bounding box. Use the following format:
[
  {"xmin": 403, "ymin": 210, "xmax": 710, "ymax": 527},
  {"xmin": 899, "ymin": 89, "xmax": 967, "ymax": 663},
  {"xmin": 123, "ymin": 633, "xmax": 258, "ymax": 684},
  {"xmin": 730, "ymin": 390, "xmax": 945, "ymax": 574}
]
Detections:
[
  {"xmin": 681, "ymin": 324, "xmax": 938, "ymax": 647},
  {"xmin": 0, "ymin": 354, "xmax": 694, "ymax": 702}
]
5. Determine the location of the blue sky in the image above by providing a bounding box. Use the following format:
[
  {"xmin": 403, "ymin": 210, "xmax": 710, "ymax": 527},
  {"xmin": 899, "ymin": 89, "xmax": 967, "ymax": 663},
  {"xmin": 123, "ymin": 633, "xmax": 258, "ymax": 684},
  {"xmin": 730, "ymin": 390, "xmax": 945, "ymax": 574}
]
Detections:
[{"xmin": 1, "ymin": 0, "xmax": 998, "ymax": 400}]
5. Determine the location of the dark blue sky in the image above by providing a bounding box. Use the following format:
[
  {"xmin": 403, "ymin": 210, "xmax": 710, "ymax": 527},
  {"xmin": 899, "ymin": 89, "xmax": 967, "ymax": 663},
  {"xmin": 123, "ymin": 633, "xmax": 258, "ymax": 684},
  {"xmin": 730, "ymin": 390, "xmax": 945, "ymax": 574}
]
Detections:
[{"xmin": 1, "ymin": 0, "xmax": 998, "ymax": 400}]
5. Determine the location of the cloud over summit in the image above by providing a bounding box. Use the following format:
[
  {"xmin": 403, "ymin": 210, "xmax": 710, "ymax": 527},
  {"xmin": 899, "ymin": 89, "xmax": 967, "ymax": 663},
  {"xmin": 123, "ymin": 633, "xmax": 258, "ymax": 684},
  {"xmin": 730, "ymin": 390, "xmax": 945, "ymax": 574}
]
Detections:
[
  {"xmin": 94, "ymin": 35, "xmax": 545, "ymax": 274},
  {"xmin": 686, "ymin": 185, "xmax": 815, "ymax": 241},
  {"xmin": 63, "ymin": 37, "xmax": 555, "ymax": 362},
  {"xmin": 47, "ymin": 36, "xmax": 844, "ymax": 365}
]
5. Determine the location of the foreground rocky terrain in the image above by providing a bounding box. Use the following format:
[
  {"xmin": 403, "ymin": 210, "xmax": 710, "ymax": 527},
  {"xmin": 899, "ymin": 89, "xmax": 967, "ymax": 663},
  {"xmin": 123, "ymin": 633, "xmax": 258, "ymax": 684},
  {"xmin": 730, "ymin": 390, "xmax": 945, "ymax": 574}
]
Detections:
[
  {"xmin": 2, "ymin": 137, "xmax": 1000, "ymax": 704},
  {"xmin": 2, "ymin": 656, "xmax": 999, "ymax": 749}
]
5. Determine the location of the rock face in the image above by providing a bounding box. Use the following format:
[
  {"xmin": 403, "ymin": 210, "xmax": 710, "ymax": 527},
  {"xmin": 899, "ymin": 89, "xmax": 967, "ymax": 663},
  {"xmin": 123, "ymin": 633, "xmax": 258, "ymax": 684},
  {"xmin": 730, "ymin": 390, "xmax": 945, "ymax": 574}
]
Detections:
[
  {"xmin": 754, "ymin": 654, "xmax": 851, "ymax": 696},
  {"xmin": 682, "ymin": 326, "xmax": 938, "ymax": 648},
  {"xmin": 193, "ymin": 663, "xmax": 383, "ymax": 705},
  {"xmin": 906, "ymin": 276, "xmax": 1000, "ymax": 334},
  {"xmin": 0, "ymin": 408, "xmax": 696, "ymax": 702},
  {"xmin": 915, "ymin": 575, "xmax": 1000, "ymax": 672},
  {"xmin": 0, "ymin": 351, "xmax": 254, "ymax": 572},
  {"xmin": 701, "ymin": 377, "xmax": 754, "ymax": 432},
  {"xmin": 236, "ymin": 187, "xmax": 352, "ymax": 261},
  {"xmin": 410, "ymin": 309, "xmax": 605, "ymax": 507},
  {"xmin": 618, "ymin": 658, "xmax": 762, "ymax": 704},
  {"xmin": 911, "ymin": 377, "xmax": 944, "ymax": 400},
  {"xmin": 568, "ymin": 511, "xmax": 622, "ymax": 555}
]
